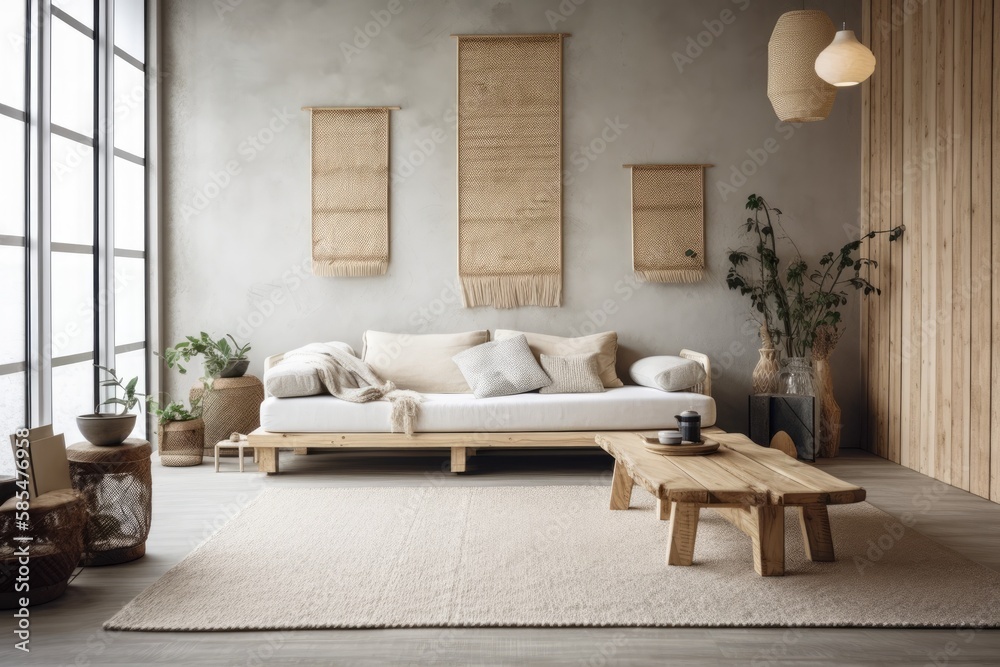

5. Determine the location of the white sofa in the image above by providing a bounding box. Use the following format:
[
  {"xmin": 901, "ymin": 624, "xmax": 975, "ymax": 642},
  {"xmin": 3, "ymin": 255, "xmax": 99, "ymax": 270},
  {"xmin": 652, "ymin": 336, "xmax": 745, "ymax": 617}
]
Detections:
[{"xmin": 248, "ymin": 335, "xmax": 714, "ymax": 474}]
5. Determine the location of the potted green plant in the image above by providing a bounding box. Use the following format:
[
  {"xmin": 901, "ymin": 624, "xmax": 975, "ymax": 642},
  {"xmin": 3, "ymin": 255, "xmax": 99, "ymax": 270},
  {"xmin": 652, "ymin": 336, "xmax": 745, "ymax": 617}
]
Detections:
[
  {"xmin": 726, "ymin": 194, "xmax": 903, "ymax": 455},
  {"xmin": 149, "ymin": 395, "xmax": 204, "ymax": 467},
  {"xmin": 726, "ymin": 194, "xmax": 903, "ymax": 362},
  {"xmin": 161, "ymin": 333, "xmax": 252, "ymax": 380},
  {"xmin": 77, "ymin": 366, "xmax": 144, "ymax": 446}
]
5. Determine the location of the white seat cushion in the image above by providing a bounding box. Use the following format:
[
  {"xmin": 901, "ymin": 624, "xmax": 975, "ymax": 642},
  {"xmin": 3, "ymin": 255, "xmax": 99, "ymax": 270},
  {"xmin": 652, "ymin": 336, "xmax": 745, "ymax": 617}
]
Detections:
[{"xmin": 259, "ymin": 386, "xmax": 716, "ymax": 433}]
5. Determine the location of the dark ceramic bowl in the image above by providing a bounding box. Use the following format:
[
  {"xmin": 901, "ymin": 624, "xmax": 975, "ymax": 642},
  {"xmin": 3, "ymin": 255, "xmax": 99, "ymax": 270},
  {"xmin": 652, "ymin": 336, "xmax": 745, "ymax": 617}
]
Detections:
[{"xmin": 76, "ymin": 413, "xmax": 136, "ymax": 446}]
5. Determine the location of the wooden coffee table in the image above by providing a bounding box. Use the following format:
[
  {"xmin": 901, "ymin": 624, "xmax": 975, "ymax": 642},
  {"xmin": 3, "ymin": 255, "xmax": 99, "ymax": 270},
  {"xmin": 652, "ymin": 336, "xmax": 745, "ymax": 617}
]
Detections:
[{"xmin": 595, "ymin": 431, "xmax": 866, "ymax": 576}]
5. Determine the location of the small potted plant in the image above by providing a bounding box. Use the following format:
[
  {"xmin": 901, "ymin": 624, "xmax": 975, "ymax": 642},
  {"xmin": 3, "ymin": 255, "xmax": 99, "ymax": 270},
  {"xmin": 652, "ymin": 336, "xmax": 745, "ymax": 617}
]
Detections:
[
  {"xmin": 161, "ymin": 333, "xmax": 252, "ymax": 380},
  {"xmin": 149, "ymin": 395, "xmax": 204, "ymax": 467},
  {"xmin": 77, "ymin": 366, "xmax": 144, "ymax": 446}
]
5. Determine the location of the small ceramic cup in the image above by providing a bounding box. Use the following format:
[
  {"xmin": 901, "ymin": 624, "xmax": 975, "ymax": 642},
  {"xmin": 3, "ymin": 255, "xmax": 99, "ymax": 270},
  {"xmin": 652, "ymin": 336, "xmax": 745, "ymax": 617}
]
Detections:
[{"xmin": 657, "ymin": 430, "xmax": 683, "ymax": 445}]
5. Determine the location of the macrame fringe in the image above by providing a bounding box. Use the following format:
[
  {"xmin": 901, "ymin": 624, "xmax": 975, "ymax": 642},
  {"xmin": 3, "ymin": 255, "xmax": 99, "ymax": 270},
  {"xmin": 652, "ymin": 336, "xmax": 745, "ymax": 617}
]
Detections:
[
  {"xmin": 460, "ymin": 274, "xmax": 561, "ymax": 309},
  {"xmin": 634, "ymin": 269, "xmax": 704, "ymax": 284},
  {"xmin": 312, "ymin": 259, "xmax": 388, "ymax": 277}
]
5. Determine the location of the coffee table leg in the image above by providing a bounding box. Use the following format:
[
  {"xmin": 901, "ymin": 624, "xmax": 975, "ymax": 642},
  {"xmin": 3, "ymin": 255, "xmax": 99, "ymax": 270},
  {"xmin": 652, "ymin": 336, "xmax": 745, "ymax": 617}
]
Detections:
[
  {"xmin": 666, "ymin": 502, "xmax": 700, "ymax": 566},
  {"xmin": 609, "ymin": 461, "xmax": 634, "ymax": 510},
  {"xmin": 656, "ymin": 498, "xmax": 670, "ymax": 521},
  {"xmin": 750, "ymin": 506, "xmax": 785, "ymax": 576},
  {"xmin": 798, "ymin": 504, "xmax": 835, "ymax": 562}
]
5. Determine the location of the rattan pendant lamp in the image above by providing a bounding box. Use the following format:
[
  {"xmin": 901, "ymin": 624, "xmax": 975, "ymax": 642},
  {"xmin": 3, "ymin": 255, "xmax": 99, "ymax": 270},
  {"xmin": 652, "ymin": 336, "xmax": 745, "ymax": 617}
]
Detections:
[{"xmin": 767, "ymin": 7, "xmax": 837, "ymax": 122}]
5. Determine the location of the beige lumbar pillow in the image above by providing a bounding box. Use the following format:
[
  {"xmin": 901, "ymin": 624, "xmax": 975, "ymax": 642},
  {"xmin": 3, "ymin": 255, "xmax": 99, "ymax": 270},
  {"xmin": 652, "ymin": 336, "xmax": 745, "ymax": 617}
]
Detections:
[
  {"xmin": 538, "ymin": 354, "xmax": 605, "ymax": 394},
  {"xmin": 362, "ymin": 330, "xmax": 489, "ymax": 393},
  {"xmin": 629, "ymin": 355, "xmax": 706, "ymax": 392},
  {"xmin": 494, "ymin": 329, "xmax": 623, "ymax": 388}
]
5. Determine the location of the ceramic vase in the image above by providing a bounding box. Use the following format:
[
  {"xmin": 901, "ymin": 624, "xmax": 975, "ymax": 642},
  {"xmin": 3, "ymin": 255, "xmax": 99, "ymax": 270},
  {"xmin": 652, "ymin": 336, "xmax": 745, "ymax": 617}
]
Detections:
[
  {"xmin": 812, "ymin": 324, "xmax": 842, "ymax": 457},
  {"xmin": 751, "ymin": 326, "xmax": 781, "ymax": 394}
]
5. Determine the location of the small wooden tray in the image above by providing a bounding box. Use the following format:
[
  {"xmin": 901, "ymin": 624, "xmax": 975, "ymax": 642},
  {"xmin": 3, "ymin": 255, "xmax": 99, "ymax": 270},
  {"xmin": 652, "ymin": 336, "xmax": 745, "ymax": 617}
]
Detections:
[{"xmin": 640, "ymin": 436, "xmax": 720, "ymax": 456}]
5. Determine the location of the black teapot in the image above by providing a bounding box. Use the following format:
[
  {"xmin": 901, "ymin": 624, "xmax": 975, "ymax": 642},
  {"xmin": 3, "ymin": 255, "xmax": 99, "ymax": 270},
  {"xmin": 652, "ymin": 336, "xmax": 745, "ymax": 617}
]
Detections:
[{"xmin": 674, "ymin": 410, "xmax": 701, "ymax": 443}]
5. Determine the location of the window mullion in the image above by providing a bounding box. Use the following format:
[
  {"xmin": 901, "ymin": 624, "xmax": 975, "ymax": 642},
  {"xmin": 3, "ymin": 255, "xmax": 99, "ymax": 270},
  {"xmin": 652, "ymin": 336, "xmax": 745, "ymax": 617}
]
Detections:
[
  {"xmin": 96, "ymin": 0, "xmax": 114, "ymax": 404},
  {"xmin": 27, "ymin": 0, "xmax": 52, "ymax": 427}
]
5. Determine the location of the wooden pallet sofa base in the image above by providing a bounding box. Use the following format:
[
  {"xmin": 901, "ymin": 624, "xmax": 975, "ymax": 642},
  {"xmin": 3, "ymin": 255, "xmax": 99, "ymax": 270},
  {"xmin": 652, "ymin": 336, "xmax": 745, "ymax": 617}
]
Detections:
[{"xmin": 246, "ymin": 427, "xmax": 727, "ymax": 474}]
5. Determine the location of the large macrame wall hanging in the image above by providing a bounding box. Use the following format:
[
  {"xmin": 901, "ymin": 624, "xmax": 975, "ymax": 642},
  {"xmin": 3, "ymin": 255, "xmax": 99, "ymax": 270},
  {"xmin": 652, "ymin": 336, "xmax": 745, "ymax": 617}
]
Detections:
[
  {"xmin": 306, "ymin": 106, "xmax": 398, "ymax": 277},
  {"xmin": 626, "ymin": 164, "xmax": 710, "ymax": 284},
  {"xmin": 455, "ymin": 33, "xmax": 565, "ymax": 308}
]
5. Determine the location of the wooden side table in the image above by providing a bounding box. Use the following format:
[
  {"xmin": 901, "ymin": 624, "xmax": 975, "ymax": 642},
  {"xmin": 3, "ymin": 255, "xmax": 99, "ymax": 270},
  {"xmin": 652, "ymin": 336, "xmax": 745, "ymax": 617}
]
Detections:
[
  {"xmin": 66, "ymin": 439, "xmax": 152, "ymax": 566},
  {"xmin": 191, "ymin": 375, "xmax": 264, "ymax": 457}
]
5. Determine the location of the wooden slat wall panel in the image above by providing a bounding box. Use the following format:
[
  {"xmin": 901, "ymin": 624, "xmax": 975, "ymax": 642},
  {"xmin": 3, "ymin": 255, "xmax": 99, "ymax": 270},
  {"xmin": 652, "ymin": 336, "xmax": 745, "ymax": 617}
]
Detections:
[
  {"xmin": 860, "ymin": 0, "xmax": 872, "ymax": 454},
  {"xmin": 952, "ymin": 0, "xmax": 973, "ymax": 491},
  {"xmin": 889, "ymin": 0, "xmax": 904, "ymax": 465},
  {"xmin": 862, "ymin": 0, "xmax": 998, "ymax": 502},
  {"xmin": 934, "ymin": 0, "xmax": 954, "ymax": 485},
  {"xmin": 920, "ymin": 0, "xmax": 937, "ymax": 479},
  {"xmin": 992, "ymin": 0, "xmax": 1000, "ymax": 503},
  {"xmin": 901, "ymin": 0, "xmax": 922, "ymax": 473},
  {"xmin": 971, "ymin": 0, "xmax": 993, "ymax": 500}
]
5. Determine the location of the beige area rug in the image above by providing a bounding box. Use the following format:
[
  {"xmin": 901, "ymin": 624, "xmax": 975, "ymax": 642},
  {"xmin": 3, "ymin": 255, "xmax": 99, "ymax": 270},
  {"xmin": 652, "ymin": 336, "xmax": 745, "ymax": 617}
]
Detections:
[{"xmin": 106, "ymin": 486, "xmax": 1000, "ymax": 630}]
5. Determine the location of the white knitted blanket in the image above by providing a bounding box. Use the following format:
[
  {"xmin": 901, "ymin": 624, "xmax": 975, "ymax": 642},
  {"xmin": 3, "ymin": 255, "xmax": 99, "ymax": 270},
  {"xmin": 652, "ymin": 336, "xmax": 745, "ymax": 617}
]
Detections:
[{"xmin": 281, "ymin": 343, "xmax": 421, "ymax": 435}]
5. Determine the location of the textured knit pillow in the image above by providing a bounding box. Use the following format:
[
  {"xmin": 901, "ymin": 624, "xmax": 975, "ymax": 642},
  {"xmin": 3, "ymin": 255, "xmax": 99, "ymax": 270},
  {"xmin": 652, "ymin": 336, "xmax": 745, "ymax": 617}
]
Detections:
[
  {"xmin": 538, "ymin": 354, "xmax": 605, "ymax": 394},
  {"xmin": 629, "ymin": 355, "xmax": 706, "ymax": 392},
  {"xmin": 493, "ymin": 329, "xmax": 623, "ymax": 388},
  {"xmin": 452, "ymin": 335, "xmax": 552, "ymax": 399}
]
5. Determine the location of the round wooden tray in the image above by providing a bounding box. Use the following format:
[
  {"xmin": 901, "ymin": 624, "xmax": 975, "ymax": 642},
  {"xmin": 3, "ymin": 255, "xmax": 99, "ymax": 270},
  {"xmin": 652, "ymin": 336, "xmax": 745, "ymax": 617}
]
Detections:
[{"xmin": 641, "ymin": 436, "xmax": 720, "ymax": 456}]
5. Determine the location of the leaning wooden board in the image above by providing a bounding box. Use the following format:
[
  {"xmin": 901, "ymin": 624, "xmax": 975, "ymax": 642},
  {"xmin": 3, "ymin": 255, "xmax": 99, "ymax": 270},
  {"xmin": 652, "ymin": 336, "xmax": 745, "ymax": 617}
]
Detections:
[{"xmin": 596, "ymin": 431, "xmax": 866, "ymax": 576}]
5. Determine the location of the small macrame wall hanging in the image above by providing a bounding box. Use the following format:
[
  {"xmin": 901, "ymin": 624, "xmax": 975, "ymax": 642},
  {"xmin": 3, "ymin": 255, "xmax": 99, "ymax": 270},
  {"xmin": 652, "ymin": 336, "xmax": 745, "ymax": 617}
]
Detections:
[
  {"xmin": 306, "ymin": 106, "xmax": 398, "ymax": 277},
  {"xmin": 455, "ymin": 33, "xmax": 566, "ymax": 308},
  {"xmin": 626, "ymin": 164, "xmax": 710, "ymax": 283}
]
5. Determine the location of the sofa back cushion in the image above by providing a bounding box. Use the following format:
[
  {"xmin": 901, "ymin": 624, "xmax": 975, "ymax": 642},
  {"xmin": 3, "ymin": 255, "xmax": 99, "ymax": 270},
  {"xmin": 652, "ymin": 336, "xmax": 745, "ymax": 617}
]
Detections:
[
  {"xmin": 494, "ymin": 329, "xmax": 623, "ymax": 388},
  {"xmin": 362, "ymin": 330, "xmax": 489, "ymax": 393}
]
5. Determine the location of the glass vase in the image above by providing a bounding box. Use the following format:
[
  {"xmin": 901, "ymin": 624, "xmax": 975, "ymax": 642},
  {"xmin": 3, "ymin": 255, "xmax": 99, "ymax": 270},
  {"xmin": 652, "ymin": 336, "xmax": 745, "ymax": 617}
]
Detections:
[{"xmin": 779, "ymin": 356, "xmax": 815, "ymax": 396}]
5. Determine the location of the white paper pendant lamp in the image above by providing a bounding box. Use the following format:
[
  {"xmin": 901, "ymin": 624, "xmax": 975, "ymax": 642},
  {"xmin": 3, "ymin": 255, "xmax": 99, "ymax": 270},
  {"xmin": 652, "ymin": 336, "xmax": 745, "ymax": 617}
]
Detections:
[
  {"xmin": 767, "ymin": 10, "xmax": 837, "ymax": 123},
  {"xmin": 815, "ymin": 28, "xmax": 876, "ymax": 86}
]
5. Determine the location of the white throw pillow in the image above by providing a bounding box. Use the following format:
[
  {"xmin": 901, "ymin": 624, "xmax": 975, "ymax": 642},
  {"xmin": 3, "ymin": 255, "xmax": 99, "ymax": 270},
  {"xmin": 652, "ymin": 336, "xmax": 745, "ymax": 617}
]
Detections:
[
  {"xmin": 452, "ymin": 335, "xmax": 552, "ymax": 399},
  {"xmin": 264, "ymin": 341, "xmax": 356, "ymax": 398},
  {"xmin": 629, "ymin": 356, "xmax": 706, "ymax": 392},
  {"xmin": 538, "ymin": 354, "xmax": 605, "ymax": 394},
  {"xmin": 362, "ymin": 330, "xmax": 489, "ymax": 393},
  {"xmin": 494, "ymin": 329, "xmax": 623, "ymax": 388}
]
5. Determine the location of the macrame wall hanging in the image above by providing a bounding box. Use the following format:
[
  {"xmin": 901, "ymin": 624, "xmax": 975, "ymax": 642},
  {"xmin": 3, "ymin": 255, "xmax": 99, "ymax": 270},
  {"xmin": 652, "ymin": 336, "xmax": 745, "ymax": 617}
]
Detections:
[
  {"xmin": 306, "ymin": 106, "xmax": 398, "ymax": 277},
  {"xmin": 455, "ymin": 33, "xmax": 566, "ymax": 308},
  {"xmin": 626, "ymin": 164, "xmax": 710, "ymax": 284}
]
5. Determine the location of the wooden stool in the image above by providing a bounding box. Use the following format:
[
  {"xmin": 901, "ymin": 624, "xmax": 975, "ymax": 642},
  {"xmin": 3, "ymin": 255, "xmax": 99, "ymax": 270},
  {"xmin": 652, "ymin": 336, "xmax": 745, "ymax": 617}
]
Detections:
[
  {"xmin": 215, "ymin": 439, "xmax": 251, "ymax": 472},
  {"xmin": 66, "ymin": 439, "xmax": 152, "ymax": 566}
]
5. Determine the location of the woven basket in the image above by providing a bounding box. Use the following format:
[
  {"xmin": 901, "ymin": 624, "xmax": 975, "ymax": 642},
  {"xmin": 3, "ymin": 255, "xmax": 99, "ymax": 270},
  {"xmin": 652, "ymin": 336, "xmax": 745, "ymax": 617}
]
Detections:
[
  {"xmin": 191, "ymin": 376, "xmax": 263, "ymax": 456},
  {"xmin": 0, "ymin": 489, "xmax": 86, "ymax": 608},
  {"xmin": 67, "ymin": 439, "xmax": 152, "ymax": 566},
  {"xmin": 158, "ymin": 419, "xmax": 205, "ymax": 467},
  {"xmin": 767, "ymin": 10, "xmax": 837, "ymax": 122}
]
